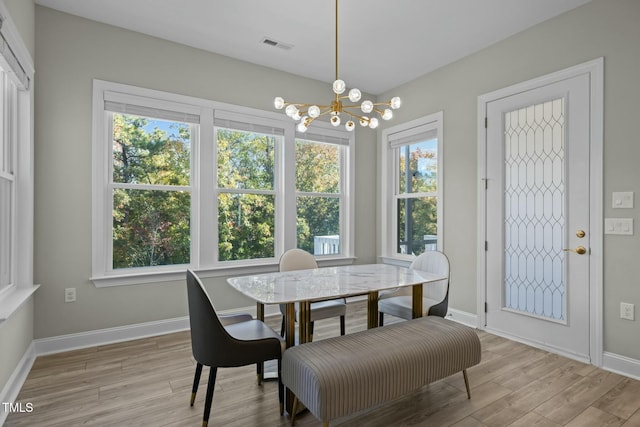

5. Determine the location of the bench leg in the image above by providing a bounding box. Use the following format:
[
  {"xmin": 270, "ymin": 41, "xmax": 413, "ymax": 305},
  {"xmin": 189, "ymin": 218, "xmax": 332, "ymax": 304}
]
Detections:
[
  {"xmin": 290, "ymin": 397, "xmax": 299, "ymax": 426},
  {"xmin": 462, "ymin": 369, "xmax": 471, "ymax": 399}
]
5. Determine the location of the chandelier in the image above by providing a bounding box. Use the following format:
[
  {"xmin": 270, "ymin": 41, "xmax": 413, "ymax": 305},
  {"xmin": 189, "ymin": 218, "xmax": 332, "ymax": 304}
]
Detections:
[{"xmin": 273, "ymin": 0, "xmax": 401, "ymax": 132}]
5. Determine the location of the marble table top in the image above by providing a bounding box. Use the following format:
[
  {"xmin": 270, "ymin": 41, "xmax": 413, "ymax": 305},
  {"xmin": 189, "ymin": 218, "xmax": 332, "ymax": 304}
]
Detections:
[{"xmin": 227, "ymin": 263, "xmax": 446, "ymax": 305}]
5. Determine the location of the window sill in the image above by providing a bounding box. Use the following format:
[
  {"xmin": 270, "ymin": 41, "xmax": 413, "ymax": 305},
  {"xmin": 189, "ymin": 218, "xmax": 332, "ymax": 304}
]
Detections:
[
  {"xmin": 0, "ymin": 284, "xmax": 40, "ymax": 325},
  {"xmin": 378, "ymin": 256, "xmax": 413, "ymax": 267},
  {"xmin": 91, "ymin": 257, "xmax": 357, "ymax": 287}
]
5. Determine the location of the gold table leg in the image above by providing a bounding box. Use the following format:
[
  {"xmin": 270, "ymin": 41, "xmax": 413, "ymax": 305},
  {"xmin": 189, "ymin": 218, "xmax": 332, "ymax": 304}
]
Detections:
[
  {"xmin": 284, "ymin": 302, "xmax": 296, "ymax": 414},
  {"xmin": 412, "ymin": 284, "xmax": 423, "ymax": 319},
  {"xmin": 298, "ymin": 300, "xmax": 311, "ymax": 344},
  {"xmin": 367, "ymin": 291, "xmax": 379, "ymax": 329}
]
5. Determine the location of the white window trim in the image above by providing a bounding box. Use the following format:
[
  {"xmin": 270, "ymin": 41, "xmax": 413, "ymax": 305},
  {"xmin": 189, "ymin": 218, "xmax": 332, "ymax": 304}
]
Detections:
[
  {"xmin": 0, "ymin": 2, "xmax": 37, "ymax": 323},
  {"xmin": 380, "ymin": 111, "xmax": 444, "ymax": 263},
  {"xmin": 92, "ymin": 80, "xmax": 354, "ymax": 287}
]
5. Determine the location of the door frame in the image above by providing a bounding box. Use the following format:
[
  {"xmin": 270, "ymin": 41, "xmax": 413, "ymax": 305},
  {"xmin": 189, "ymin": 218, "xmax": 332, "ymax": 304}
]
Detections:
[{"xmin": 476, "ymin": 58, "xmax": 604, "ymax": 366}]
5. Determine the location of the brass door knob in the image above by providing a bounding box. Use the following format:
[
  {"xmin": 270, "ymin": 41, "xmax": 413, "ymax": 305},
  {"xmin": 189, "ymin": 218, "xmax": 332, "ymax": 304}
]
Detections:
[
  {"xmin": 563, "ymin": 246, "xmax": 587, "ymax": 255},
  {"xmin": 576, "ymin": 230, "xmax": 586, "ymax": 238}
]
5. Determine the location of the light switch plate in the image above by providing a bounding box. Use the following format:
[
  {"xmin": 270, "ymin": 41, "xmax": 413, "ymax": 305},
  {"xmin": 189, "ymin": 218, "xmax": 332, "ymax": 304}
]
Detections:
[
  {"xmin": 612, "ymin": 191, "xmax": 634, "ymax": 209},
  {"xmin": 604, "ymin": 218, "xmax": 633, "ymax": 235}
]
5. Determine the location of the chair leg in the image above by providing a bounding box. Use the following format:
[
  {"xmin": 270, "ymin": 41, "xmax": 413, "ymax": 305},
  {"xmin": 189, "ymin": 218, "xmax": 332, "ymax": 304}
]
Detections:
[
  {"xmin": 280, "ymin": 316, "xmax": 285, "ymax": 337},
  {"xmin": 309, "ymin": 321, "xmax": 314, "ymax": 342},
  {"xmin": 379, "ymin": 312, "xmax": 384, "ymax": 327},
  {"xmin": 191, "ymin": 363, "xmax": 203, "ymax": 406},
  {"xmin": 278, "ymin": 358, "xmax": 284, "ymax": 416},
  {"xmin": 462, "ymin": 369, "xmax": 471, "ymax": 399},
  {"xmin": 257, "ymin": 362, "xmax": 263, "ymax": 385},
  {"xmin": 340, "ymin": 315, "xmax": 346, "ymax": 335},
  {"xmin": 203, "ymin": 367, "xmax": 217, "ymax": 427}
]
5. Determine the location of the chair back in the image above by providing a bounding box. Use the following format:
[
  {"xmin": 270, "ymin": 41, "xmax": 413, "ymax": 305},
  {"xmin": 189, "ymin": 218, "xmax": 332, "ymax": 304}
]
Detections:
[
  {"xmin": 279, "ymin": 249, "xmax": 318, "ymax": 272},
  {"xmin": 186, "ymin": 269, "xmax": 233, "ymax": 366},
  {"xmin": 411, "ymin": 251, "xmax": 450, "ymax": 303}
]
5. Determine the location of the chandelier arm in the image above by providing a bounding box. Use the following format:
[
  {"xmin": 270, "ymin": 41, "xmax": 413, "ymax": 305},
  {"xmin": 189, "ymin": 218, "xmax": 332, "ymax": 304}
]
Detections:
[
  {"xmin": 341, "ymin": 109, "xmax": 370, "ymax": 122},
  {"xmin": 289, "ymin": 102, "xmax": 332, "ymax": 109}
]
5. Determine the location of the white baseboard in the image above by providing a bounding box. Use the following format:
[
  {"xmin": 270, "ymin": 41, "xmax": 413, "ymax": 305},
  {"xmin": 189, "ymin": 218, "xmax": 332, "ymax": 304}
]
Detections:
[
  {"xmin": 33, "ymin": 316, "xmax": 191, "ymax": 356},
  {"xmin": 602, "ymin": 352, "xmax": 640, "ymax": 381},
  {"xmin": 0, "ymin": 342, "xmax": 36, "ymax": 426},
  {"xmin": 445, "ymin": 308, "xmax": 478, "ymax": 328},
  {"xmin": 32, "ymin": 305, "xmax": 264, "ymax": 356}
]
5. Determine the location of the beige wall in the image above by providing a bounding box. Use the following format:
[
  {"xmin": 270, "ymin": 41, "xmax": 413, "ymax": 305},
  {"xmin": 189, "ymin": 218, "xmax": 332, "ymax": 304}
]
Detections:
[
  {"xmin": 2, "ymin": 0, "xmax": 34, "ymax": 58},
  {"xmin": 33, "ymin": 6, "xmax": 378, "ymax": 339},
  {"xmin": 0, "ymin": 0, "xmax": 34, "ymax": 401},
  {"xmin": 378, "ymin": 0, "xmax": 640, "ymax": 360}
]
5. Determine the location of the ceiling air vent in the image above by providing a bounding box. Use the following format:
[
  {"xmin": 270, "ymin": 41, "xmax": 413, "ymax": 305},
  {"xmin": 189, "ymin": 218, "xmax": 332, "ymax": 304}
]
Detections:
[{"xmin": 261, "ymin": 37, "xmax": 293, "ymax": 50}]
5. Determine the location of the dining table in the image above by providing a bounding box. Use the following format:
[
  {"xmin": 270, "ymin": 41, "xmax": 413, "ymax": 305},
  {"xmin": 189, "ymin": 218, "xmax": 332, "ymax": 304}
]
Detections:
[
  {"xmin": 227, "ymin": 263, "xmax": 447, "ymax": 348},
  {"xmin": 227, "ymin": 262, "xmax": 447, "ymax": 414}
]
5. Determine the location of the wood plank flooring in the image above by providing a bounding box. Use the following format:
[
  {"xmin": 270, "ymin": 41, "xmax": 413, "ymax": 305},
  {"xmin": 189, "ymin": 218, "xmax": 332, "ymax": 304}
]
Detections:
[{"xmin": 6, "ymin": 301, "xmax": 640, "ymax": 426}]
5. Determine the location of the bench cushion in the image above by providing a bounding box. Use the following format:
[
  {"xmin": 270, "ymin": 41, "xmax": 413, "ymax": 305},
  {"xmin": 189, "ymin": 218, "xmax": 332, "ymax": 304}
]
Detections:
[{"xmin": 282, "ymin": 316, "xmax": 481, "ymax": 422}]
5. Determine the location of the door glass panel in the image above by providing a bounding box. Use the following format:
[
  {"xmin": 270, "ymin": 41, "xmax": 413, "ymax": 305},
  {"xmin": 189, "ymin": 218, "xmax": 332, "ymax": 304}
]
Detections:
[{"xmin": 503, "ymin": 98, "xmax": 565, "ymax": 321}]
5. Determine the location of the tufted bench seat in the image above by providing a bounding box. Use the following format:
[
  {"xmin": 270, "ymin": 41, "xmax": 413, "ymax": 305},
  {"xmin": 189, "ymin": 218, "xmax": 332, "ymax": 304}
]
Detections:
[{"xmin": 281, "ymin": 316, "xmax": 481, "ymax": 426}]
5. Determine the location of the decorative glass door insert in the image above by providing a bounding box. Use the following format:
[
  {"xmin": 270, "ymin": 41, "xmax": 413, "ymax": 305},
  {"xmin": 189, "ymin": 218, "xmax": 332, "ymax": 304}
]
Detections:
[{"xmin": 503, "ymin": 98, "xmax": 566, "ymax": 322}]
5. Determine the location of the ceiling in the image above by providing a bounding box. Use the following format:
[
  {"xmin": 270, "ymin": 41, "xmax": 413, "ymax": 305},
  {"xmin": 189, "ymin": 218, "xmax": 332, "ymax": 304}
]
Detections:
[{"xmin": 35, "ymin": 0, "xmax": 591, "ymax": 95}]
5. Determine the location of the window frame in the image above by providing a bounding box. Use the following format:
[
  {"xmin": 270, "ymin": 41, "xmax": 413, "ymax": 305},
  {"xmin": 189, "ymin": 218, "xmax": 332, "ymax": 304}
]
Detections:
[
  {"xmin": 294, "ymin": 130, "xmax": 352, "ymax": 257},
  {"xmin": 380, "ymin": 112, "xmax": 444, "ymax": 263},
  {"xmin": 0, "ymin": 1, "xmax": 37, "ymax": 323},
  {"xmin": 92, "ymin": 80, "xmax": 355, "ymax": 287}
]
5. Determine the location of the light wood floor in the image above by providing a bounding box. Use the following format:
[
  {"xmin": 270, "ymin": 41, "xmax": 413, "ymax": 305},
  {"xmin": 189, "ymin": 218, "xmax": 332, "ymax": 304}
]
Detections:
[{"xmin": 6, "ymin": 301, "xmax": 640, "ymax": 427}]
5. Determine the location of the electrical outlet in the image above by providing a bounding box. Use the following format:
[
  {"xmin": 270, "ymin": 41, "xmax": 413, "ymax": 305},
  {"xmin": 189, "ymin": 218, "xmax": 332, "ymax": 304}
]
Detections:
[
  {"xmin": 620, "ymin": 302, "xmax": 634, "ymax": 321},
  {"xmin": 64, "ymin": 288, "xmax": 76, "ymax": 303}
]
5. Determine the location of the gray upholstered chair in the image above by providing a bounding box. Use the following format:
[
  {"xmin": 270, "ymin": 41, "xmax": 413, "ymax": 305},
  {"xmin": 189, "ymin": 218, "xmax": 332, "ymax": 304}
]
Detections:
[
  {"xmin": 378, "ymin": 250, "xmax": 450, "ymax": 326},
  {"xmin": 278, "ymin": 249, "xmax": 346, "ymax": 340},
  {"xmin": 186, "ymin": 270, "xmax": 284, "ymax": 427}
]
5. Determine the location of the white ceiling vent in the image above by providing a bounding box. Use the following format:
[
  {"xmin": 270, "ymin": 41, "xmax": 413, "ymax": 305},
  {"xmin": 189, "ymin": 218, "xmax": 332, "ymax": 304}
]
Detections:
[{"xmin": 261, "ymin": 37, "xmax": 293, "ymax": 51}]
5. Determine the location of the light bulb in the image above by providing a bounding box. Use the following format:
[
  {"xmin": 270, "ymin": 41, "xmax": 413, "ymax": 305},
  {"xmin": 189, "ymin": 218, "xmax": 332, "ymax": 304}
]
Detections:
[
  {"xmin": 390, "ymin": 96, "xmax": 402, "ymax": 109},
  {"xmin": 359, "ymin": 117, "xmax": 369, "ymax": 126},
  {"xmin": 292, "ymin": 110, "xmax": 301, "ymax": 121},
  {"xmin": 285, "ymin": 105, "xmax": 297, "ymax": 118},
  {"xmin": 330, "ymin": 114, "xmax": 341, "ymax": 127},
  {"xmin": 333, "ymin": 79, "xmax": 346, "ymax": 94},
  {"xmin": 345, "ymin": 120, "xmax": 355, "ymax": 131},
  {"xmin": 369, "ymin": 118, "xmax": 379, "ymax": 129},
  {"xmin": 348, "ymin": 88, "xmax": 361, "ymax": 102},
  {"xmin": 361, "ymin": 100, "xmax": 374, "ymax": 113},
  {"xmin": 308, "ymin": 105, "xmax": 321, "ymax": 118},
  {"xmin": 274, "ymin": 97, "xmax": 285, "ymax": 110},
  {"xmin": 382, "ymin": 109, "xmax": 393, "ymax": 120},
  {"xmin": 297, "ymin": 122, "xmax": 308, "ymax": 132}
]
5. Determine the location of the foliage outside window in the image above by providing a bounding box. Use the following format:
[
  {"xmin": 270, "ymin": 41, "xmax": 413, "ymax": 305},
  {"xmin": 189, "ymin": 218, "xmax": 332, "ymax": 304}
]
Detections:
[
  {"xmin": 397, "ymin": 140, "xmax": 438, "ymax": 255},
  {"xmin": 296, "ymin": 138, "xmax": 342, "ymax": 255},
  {"xmin": 217, "ymin": 127, "xmax": 277, "ymax": 261},
  {"xmin": 383, "ymin": 112, "xmax": 443, "ymax": 258},
  {"xmin": 92, "ymin": 80, "xmax": 354, "ymax": 285},
  {"xmin": 111, "ymin": 114, "xmax": 192, "ymax": 268}
]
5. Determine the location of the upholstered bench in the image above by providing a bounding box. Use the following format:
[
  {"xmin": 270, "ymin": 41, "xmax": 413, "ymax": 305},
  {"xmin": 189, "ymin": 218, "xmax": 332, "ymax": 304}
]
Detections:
[{"xmin": 281, "ymin": 316, "xmax": 481, "ymax": 426}]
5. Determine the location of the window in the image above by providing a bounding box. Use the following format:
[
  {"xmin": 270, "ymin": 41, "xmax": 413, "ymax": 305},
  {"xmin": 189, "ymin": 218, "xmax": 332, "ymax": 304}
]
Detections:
[
  {"xmin": 382, "ymin": 112, "xmax": 443, "ymax": 259},
  {"xmin": 0, "ymin": 4, "xmax": 35, "ymax": 317},
  {"xmin": 295, "ymin": 131, "xmax": 349, "ymax": 256},
  {"xmin": 0, "ymin": 71, "xmax": 17, "ymax": 294},
  {"xmin": 215, "ymin": 120, "xmax": 281, "ymax": 262},
  {"xmin": 92, "ymin": 80, "xmax": 354, "ymax": 285},
  {"xmin": 110, "ymin": 113, "xmax": 193, "ymax": 269}
]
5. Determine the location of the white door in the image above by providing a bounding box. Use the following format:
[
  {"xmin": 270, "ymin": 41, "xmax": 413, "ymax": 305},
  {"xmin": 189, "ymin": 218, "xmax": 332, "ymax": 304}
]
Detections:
[{"xmin": 484, "ymin": 73, "xmax": 591, "ymax": 361}]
